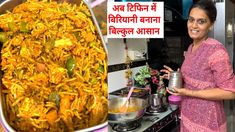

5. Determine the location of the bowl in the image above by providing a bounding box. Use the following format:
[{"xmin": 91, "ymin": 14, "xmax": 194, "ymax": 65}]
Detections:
[{"xmin": 108, "ymin": 97, "xmax": 148, "ymax": 124}]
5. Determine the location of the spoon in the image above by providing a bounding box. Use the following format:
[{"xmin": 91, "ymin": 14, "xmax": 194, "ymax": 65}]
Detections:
[{"xmin": 120, "ymin": 86, "xmax": 134, "ymax": 113}]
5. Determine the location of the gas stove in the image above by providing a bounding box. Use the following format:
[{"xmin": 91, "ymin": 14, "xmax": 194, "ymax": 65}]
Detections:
[
  {"xmin": 108, "ymin": 105, "xmax": 179, "ymax": 132},
  {"xmin": 109, "ymin": 87, "xmax": 180, "ymax": 132}
]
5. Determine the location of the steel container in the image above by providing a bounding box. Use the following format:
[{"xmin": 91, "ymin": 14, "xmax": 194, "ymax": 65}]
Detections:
[
  {"xmin": 168, "ymin": 71, "xmax": 182, "ymax": 91},
  {"xmin": 0, "ymin": 0, "xmax": 108, "ymax": 131},
  {"xmin": 108, "ymin": 97, "xmax": 148, "ymax": 124},
  {"xmin": 148, "ymin": 93, "xmax": 167, "ymax": 110}
]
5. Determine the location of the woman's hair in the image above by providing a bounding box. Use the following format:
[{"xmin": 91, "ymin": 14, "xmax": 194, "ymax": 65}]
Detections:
[{"xmin": 189, "ymin": 0, "xmax": 217, "ymax": 23}]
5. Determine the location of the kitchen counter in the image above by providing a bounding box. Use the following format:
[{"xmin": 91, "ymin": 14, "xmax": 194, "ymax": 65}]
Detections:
[
  {"xmin": 108, "ymin": 105, "xmax": 179, "ymax": 132},
  {"xmin": 158, "ymin": 119, "xmax": 180, "ymax": 132}
]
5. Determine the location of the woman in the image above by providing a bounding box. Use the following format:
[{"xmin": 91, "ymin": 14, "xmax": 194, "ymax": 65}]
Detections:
[{"xmin": 161, "ymin": 0, "xmax": 235, "ymax": 132}]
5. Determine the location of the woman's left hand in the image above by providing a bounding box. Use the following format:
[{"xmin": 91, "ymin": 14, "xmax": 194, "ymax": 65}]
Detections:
[
  {"xmin": 167, "ymin": 87, "xmax": 235, "ymax": 100},
  {"xmin": 167, "ymin": 87, "xmax": 191, "ymax": 96}
]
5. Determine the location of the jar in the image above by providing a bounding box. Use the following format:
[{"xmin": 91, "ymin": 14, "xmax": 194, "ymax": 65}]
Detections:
[{"xmin": 168, "ymin": 71, "xmax": 182, "ymax": 92}]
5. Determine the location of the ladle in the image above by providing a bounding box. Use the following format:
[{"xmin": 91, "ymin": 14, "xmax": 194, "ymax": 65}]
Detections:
[{"xmin": 119, "ymin": 86, "xmax": 134, "ymax": 112}]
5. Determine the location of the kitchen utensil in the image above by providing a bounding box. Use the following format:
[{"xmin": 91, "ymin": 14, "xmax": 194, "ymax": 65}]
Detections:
[
  {"xmin": 168, "ymin": 95, "xmax": 181, "ymax": 105},
  {"xmin": 119, "ymin": 87, "xmax": 134, "ymax": 112},
  {"xmin": 168, "ymin": 71, "xmax": 182, "ymax": 92},
  {"xmin": 148, "ymin": 94, "xmax": 166, "ymax": 109},
  {"xmin": 108, "ymin": 97, "xmax": 148, "ymax": 123},
  {"xmin": 0, "ymin": 0, "xmax": 107, "ymax": 131}
]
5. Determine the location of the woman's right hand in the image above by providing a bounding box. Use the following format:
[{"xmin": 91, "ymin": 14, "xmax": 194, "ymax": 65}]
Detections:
[{"xmin": 160, "ymin": 65, "xmax": 173, "ymax": 80}]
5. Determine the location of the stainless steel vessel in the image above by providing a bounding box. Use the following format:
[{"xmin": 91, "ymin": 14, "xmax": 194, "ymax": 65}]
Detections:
[
  {"xmin": 0, "ymin": 0, "xmax": 107, "ymax": 131},
  {"xmin": 108, "ymin": 97, "xmax": 148, "ymax": 124},
  {"xmin": 148, "ymin": 94, "xmax": 167, "ymax": 110},
  {"xmin": 168, "ymin": 71, "xmax": 182, "ymax": 91}
]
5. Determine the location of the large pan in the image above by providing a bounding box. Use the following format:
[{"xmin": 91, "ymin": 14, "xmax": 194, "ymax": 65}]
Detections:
[
  {"xmin": 108, "ymin": 97, "xmax": 148, "ymax": 124},
  {"xmin": 0, "ymin": 0, "xmax": 107, "ymax": 131}
]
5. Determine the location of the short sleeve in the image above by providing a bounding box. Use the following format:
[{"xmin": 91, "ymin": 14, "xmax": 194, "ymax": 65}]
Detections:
[{"xmin": 208, "ymin": 47, "xmax": 235, "ymax": 92}]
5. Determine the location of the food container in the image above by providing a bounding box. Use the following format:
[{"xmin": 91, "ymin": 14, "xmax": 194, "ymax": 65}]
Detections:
[
  {"xmin": 108, "ymin": 97, "xmax": 148, "ymax": 124},
  {"xmin": 0, "ymin": 0, "xmax": 108, "ymax": 131},
  {"xmin": 168, "ymin": 95, "xmax": 181, "ymax": 106},
  {"xmin": 168, "ymin": 71, "xmax": 182, "ymax": 92},
  {"xmin": 148, "ymin": 93, "xmax": 167, "ymax": 110}
]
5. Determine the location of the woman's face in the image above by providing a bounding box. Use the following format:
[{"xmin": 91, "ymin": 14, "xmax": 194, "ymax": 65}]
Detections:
[{"xmin": 187, "ymin": 7, "xmax": 213, "ymax": 42}]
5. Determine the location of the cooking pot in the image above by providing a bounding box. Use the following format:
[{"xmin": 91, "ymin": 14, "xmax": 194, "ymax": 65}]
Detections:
[
  {"xmin": 108, "ymin": 97, "xmax": 148, "ymax": 124},
  {"xmin": 0, "ymin": 0, "xmax": 107, "ymax": 131},
  {"xmin": 148, "ymin": 94, "xmax": 167, "ymax": 112}
]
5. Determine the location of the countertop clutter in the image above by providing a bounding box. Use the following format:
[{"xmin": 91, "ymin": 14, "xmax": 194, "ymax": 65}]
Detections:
[
  {"xmin": 109, "ymin": 87, "xmax": 181, "ymax": 132},
  {"xmin": 108, "ymin": 103, "xmax": 180, "ymax": 132}
]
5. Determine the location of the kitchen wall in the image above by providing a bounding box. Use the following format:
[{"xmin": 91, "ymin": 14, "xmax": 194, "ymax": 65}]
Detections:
[
  {"xmin": 108, "ymin": 67, "xmax": 143, "ymax": 93},
  {"xmin": 107, "ymin": 38, "xmax": 147, "ymax": 65},
  {"xmin": 107, "ymin": 38, "xmax": 147, "ymax": 93}
]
